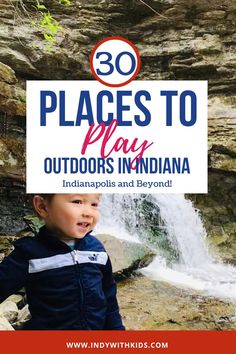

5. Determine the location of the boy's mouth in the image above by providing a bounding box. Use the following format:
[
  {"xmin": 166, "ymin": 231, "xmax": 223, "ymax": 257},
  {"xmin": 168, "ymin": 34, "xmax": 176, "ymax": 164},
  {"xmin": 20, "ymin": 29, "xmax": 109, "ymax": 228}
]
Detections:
[{"xmin": 77, "ymin": 222, "xmax": 90, "ymax": 228}]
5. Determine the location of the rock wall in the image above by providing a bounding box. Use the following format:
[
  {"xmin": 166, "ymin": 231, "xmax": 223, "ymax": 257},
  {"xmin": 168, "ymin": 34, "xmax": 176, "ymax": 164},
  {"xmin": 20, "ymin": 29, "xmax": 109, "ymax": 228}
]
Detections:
[
  {"xmin": 0, "ymin": 0, "xmax": 235, "ymax": 249},
  {"xmin": 0, "ymin": 1, "xmax": 236, "ymax": 86}
]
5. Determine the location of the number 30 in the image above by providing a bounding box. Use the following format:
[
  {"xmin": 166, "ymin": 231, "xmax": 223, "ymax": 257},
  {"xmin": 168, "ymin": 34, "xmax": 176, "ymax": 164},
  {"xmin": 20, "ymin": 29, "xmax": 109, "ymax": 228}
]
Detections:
[{"xmin": 95, "ymin": 51, "xmax": 136, "ymax": 76}]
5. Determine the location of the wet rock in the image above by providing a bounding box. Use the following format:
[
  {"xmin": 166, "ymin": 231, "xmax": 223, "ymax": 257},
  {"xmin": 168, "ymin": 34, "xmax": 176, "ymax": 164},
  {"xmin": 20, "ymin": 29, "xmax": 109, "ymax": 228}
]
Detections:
[
  {"xmin": 201, "ymin": 11, "xmax": 226, "ymax": 20},
  {"xmin": 0, "ymin": 235, "xmax": 17, "ymax": 256},
  {"xmin": 0, "ymin": 315, "xmax": 14, "ymax": 330},
  {"xmin": 0, "ymin": 48, "xmax": 37, "ymax": 77},
  {"xmin": 188, "ymin": 170, "xmax": 236, "ymax": 265},
  {"xmin": 0, "ymin": 0, "xmax": 234, "ymax": 87},
  {"xmin": 208, "ymin": 96, "xmax": 236, "ymax": 159},
  {"xmin": 13, "ymin": 304, "xmax": 31, "ymax": 329},
  {"xmin": 0, "ymin": 300, "xmax": 18, "ymax": 322},
  {"xmin": 188, "ymin": 91, "xmax": 236, "ymax": 265},
  {"xmin": 0, "ymin": 180, "xmax": 32, "ymax": 235},
  {"xmin": 209, "ymin": 145, "xmax": 236, "ymax": 172},
  {"xmin": 0, "ymin": 61, "xmax": 26, "ymax": 195},
  {"xmin": 0, "ymin": 81, "xmax": 14, "ymax": 98},
  {"xmin": 0, "ymin": 62, "xmax": 26, "ymax": 116},
  {"xmin": 0, "ymin": 140, "xmax": 19, "ymax": 178},
  {"xmin": 0, "ymin": 62, "xmax": 17, "ymax": 84},
  {"xmin": 23, "ymin": 215, "xmax": 44, "ymax": 235},
  {"xmin": 5, "ymin": 294, "xmax": 24, "ymax": 308},
  {"xmin": 118, "ymin": 275, "xmax": 236, "ymax": 330},
  {"xmin": 96, "ymin": 234, "xmax": 156, "ymax": 279}
]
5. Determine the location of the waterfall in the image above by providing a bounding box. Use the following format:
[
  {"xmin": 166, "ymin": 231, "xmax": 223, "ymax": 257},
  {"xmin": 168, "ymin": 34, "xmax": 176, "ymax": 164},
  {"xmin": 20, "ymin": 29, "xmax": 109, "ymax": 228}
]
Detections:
[
  {"xmin": 151, "ymin": 194, "xmax": 213, "ymax": 267},
  {"xmin": 95, "ymin": 194, "xmax": 142, "ymax": 243},
  {"xmin": 96, "ymin": 194, "xmax": 236, "ymax": 301}
]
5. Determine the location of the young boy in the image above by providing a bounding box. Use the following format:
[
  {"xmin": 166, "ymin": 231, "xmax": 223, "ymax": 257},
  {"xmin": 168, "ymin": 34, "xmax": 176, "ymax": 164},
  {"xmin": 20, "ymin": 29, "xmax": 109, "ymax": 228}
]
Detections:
[{"xmin": 0, "ymin": 194, "xmax": 125, "ymax": 330}]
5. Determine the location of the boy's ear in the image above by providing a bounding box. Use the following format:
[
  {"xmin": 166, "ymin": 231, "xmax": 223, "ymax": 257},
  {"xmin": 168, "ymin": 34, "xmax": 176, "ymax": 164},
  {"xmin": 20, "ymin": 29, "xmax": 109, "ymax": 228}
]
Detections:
[{"xmin": 33, "ymin": 195, "xmax": 49, "ymax": 218}]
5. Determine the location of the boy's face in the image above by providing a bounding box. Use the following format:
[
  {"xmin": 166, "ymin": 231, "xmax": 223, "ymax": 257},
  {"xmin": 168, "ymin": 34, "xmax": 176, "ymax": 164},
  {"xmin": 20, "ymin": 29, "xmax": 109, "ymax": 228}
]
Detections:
[{"xmin": 38, "ymin": 194, "xmax": 100, "ymax": 240}]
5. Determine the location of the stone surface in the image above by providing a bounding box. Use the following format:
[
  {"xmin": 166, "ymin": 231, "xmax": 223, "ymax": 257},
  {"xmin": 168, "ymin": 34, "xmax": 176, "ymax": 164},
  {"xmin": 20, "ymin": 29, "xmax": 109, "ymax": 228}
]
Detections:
[
  {"xmin": 96, "ymin": 234, "xmax": 156, "ymax": 278},
  {"xmin": 0, "ymin": 182, "xmax": 32, "ymax": 234},
  {"xmin": 0, "ymin": 300, "xmax": 18, "ymax": 322},
  {"xmin": 0, "ymin": 61, "xmax": 26, "ymax": 198},
  {"xmin": 0, "ymin": 0, "xmax": 234, "ymax": 87},
  {"xmin": 0, "ymin": 62, "xmax": 25, "ymax": 116},
  {"xmin": 189, "ymin": 171, "xmax": 236, "ymax": 265},
  {"xmin": 23, "ymin": 215, "xmax": 44, "ymax": 235},
  {"xmin": 5, "ymin": 294, "xmax": 23, "ymax": 308},
  {"xmin": 14, "ymin": 304, "xmax": 31, "ymax": 329},
  {"xmin": 118, "ymin": 275, "xmax": 236, "ymax": 330},
  {"xmin": 0, "ymin": 315, "xmax": 14, "ymax": 330},
  {"xmin": 0, "ymin": 62, "xmax": 17, "ymax": 84},
  {"xmin": 208, "ymin": 96, "xmax": 236, "ymax": 172},
  {"xmin": 0, "ymin": 235, "xmax": 17, "ymax": 256}
]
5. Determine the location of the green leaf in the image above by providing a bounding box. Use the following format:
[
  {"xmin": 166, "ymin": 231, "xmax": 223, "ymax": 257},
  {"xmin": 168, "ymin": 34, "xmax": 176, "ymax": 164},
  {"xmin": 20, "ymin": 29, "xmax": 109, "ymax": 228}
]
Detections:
[
  {"xmin": 59, "ymin": 0, "xmax": 72, "ymax": 6},
  {"xmin": 36, "ymin": 4, "xmax": 47, "ymax": 10}
]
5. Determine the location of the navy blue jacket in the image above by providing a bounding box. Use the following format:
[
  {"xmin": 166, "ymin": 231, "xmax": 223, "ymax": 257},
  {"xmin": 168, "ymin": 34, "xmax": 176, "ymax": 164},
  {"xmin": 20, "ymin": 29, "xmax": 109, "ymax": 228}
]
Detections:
[{"xmin": 0, "ymin": 226, "xmax": 125, "ymax": 330}]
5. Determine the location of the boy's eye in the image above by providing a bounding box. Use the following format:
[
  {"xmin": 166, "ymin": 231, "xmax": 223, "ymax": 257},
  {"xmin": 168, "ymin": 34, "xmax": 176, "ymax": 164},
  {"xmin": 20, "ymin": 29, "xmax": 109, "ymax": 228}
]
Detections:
[
  {"xmin": 72, "ymin": 200, "xmax": 82, "ymax": 204},
  {"xmin": 91, "ymin": 203, "xmax": 99, "ymax": 207}
]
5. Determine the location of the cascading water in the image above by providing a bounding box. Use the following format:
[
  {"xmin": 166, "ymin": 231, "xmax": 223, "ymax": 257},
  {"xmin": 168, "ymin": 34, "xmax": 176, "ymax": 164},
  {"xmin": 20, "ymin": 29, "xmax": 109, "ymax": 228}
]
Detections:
[
  {"xmin": 95, "ymin": 194, "xmax": 142, "ymax": 243},
  {"xmin": 152, "ymin": 194, "xmax": 213, "ymax": 267},
  {"xmin": 96, "ymin": 194, "xmax": 236, "ymax": 301}
]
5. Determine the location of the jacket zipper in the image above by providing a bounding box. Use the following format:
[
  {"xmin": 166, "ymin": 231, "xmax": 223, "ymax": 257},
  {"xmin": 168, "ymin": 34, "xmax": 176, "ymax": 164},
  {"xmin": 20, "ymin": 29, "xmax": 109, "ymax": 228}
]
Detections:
[
  {"xmin": 71, "ymin": 250, "xmax": 87, "ymax": 329},
  {"xmin": 72, "ymin": 249, "xmax": 78, "ymax": 263},
  {"xmin": 71, "ymin": 250, "xmax": 84, "ymax": 305}
]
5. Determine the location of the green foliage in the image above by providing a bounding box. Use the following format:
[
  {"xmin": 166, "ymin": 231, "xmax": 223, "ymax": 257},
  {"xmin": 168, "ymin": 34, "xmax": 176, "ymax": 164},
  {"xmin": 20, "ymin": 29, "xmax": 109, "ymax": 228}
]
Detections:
[
  {"xmin": 38, "ymin": 12, "xmax": 61, "ymax": 47},
  {"xmin": 31, "ymin": 0, "xmax": 72, "ymax": 49},
  {"xmin": 34, "ymin": 0, "xmax": 47, "ymax": 11},
  {"xmin": 32, "ymin": 43, "xmax": 38, "ymax": 49},
  {"xmin": 59, "ymin": 0, "xmax": 72, "ymax": 6},
  {"xmin": 35, "ymin": 4, "xmax": 46, "ymax": 11},
  {"xmin": 23, "ymin": 215, "xmax": 45, "ymax": 235},
  {"xmin": 19, "ymin": 94, "xmax": 26, "ymax": 103}
]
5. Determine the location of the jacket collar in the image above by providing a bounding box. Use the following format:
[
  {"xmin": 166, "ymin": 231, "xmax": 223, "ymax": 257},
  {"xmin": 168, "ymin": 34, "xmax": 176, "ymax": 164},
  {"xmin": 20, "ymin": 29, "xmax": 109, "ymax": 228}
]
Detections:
[{"xmin": 37, "ymin": 225, "xmax": 87, "ymax": 251}]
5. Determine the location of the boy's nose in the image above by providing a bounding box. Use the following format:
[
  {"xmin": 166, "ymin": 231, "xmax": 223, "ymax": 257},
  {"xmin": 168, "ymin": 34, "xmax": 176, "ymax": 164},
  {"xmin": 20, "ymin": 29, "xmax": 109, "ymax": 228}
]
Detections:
[{"xmin": 81, "ymin": 206, "xmax": 93, "ymax": 218}]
